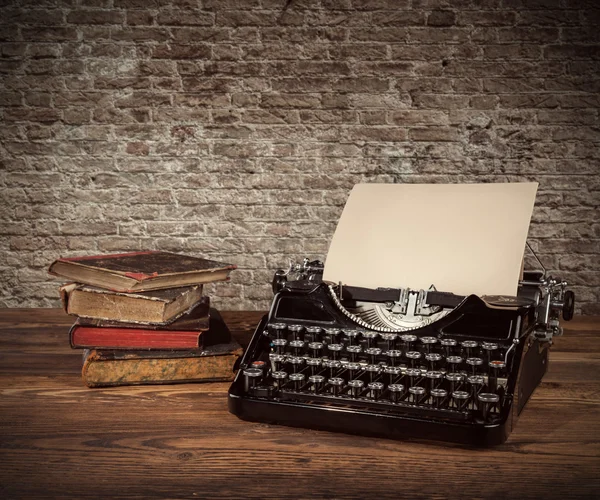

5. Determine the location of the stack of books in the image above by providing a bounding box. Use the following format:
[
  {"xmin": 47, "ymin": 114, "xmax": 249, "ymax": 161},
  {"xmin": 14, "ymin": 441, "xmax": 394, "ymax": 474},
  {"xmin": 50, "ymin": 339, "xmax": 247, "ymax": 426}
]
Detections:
[{"xmin": 48, "ymin": 251, "xmax": 242, "ymax": 388}]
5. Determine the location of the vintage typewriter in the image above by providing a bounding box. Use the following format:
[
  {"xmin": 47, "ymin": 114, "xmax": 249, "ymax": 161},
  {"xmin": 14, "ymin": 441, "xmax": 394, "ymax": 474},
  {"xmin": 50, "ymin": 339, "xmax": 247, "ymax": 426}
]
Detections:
[{"xmin": 228, "ymin": 257, "xmax": 574, "ymax": 446}]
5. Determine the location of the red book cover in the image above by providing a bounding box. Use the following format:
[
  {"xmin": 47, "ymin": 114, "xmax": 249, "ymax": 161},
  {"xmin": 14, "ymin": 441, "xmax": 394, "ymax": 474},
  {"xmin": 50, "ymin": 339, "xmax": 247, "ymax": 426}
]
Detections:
[{"xmin": 70, "ymin": 325, "xmax": 202, "ymax": 350}]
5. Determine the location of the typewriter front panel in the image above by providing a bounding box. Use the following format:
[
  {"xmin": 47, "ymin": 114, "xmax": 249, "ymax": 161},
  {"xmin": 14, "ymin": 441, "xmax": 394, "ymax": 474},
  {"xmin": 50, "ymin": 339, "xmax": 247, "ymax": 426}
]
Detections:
[{"xmin": 228, "ymin": 284, "xmax": 541, "ymax": 446}]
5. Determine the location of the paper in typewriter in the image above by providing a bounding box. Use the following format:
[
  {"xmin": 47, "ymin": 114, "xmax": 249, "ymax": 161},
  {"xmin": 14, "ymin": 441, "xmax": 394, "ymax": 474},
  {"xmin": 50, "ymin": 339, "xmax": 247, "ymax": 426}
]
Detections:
[{"xmin": 323, "ymin": 183, "xmax": 538, "ymax": 297}]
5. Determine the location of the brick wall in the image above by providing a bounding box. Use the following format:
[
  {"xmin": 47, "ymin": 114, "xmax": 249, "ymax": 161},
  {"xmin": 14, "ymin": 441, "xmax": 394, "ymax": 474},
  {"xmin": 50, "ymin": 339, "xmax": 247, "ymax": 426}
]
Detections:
[{"xmin": 0, "ymin": 0, "xmax": 598, "ymax": 314}]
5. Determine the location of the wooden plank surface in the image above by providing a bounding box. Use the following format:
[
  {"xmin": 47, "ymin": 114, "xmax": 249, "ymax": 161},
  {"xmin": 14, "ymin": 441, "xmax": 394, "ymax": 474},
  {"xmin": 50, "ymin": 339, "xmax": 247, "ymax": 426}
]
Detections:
[{"xmin": 1, "ymin": 309, "xmax": 599, "ymax": 499}]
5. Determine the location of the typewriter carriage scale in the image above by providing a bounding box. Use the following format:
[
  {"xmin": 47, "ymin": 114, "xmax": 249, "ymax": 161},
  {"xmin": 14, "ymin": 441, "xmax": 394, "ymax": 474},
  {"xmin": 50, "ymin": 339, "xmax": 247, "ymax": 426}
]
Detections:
[{"xmin": 228, "ymin": 184, "xmax": 575, "ymax": 446}]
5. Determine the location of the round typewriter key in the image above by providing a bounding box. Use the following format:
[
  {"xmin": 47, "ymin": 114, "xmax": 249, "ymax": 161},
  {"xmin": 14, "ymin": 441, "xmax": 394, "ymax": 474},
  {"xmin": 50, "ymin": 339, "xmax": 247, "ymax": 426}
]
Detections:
[
  {"xmin": 466, "ymin": 357, "xmax": 483, "ymax": 375},
  {"xmin": 441, "ymin": 338, "xmax": 457, "ymax": 357},
  {"xmin": 271, "ymin": 338, "xmax": 288, "ymax": 355},
  {"xmin": 289, "ymin": 340, "xmax": 305, "ymax": 356},
  {"xmin": 420, "ymin": 336, "xmax": 438, "ymax": 353},
  {"xmin": 386, "ymin": 349, "xmax": 402, "ymax": 367},
  {"xmin": 348, "ymin": 379, "xmax": 365, "ymax": 398},
  {"xmin": 482, "ymin": 342, "xmax": 499, "ymax": 360},
  {"xmin": 401, "ymin": 334, "xmax": 417, "ymax": 351},
  {"xmin": 289, "ymin": 372, "xmax": 305, "ymax": 391},
  {"xmin": 346, "ymin": 344, "xmax": 362, "ymax": 362},
  {"xmin": 328, "ymin": 377, "xmax": 344, "ymax": 395},
  {"xmin": 408, "ymin": 386, "xmax": 426, "ymax": 404},
  {"xmin": 365, "ymin": 363, "xmax": 381, "ymax": 382},
  {"xmin": 344, "ymin": 330, "xmax": 361, "ymax": 346},
  {"xmin": 362, "ymin": 331, "xmax": 379, "ymax": 349},
  {"xmin": 452, "ymin": 390, "xmax": 470, "ymax": 411},
  {"xmin": 446, "ymin": 372, "xmax": 464, "ymax": 393},
  {"xmin": 306, "ymin": 326, "xmax": 324, "ymax": 341},
  {"xmin": 446, "ymin": 355, "xmax": 463, "ymax": 373},
  {"xmin": 308, "ymin": 374, "xmax": 325, "ymax": 393},
  {"xmin": 346, "ymin": 362, "xmax": 361, "ymax": 379},
  {"xmin": 326, "ymin": 328, "xmax": 343, "ymax": 344},
  {"xmin": 430, "ymin": 388, "xmax": 448, "ymax": 408},
  {"xmin": 425, "ymin": 370, "xmax": 443, "ymax": 391},
  {"xmin": 250, "ymin": 360, "xmax": 266, "ymax": 375},
  {"xmin": 308, "ymin": 341, "xmax": 324, "ymax": 357},
  {"xmin": 271, "ymin": 370, "xmax": 287, "ymax": 390},
  {"xmin": 461, "ymin": 340, "xmax": 478, "ymax": 358},
  {"xmin": 384, "ymin": 365, "xmax": 402, "ymax": 384},
  {"xmin": 380, "ymin": 333, "xmax": 398, "ymax": 350},
  {"xmin": 324, "ymin": 359, "xmax": 341, "ymax": 378},
  {"xmin": 478, "ymin": 392, "xmax": 500, "ymax": 421},
  {"xmin": 388, "ymin": 383, "xmax": 404, "ymax": 402},
  {"xmin": 405, "ymin": 367, "xmax": 422, "ymax": 387},
  {"xmin": 488, "ymin": 360, "xmax": 506, "ymax": 392},
  {"xmin": 425, "ymin": 352, "xmax": 442, "ymax": 371},
  {"xmin": 405, "ymin": 350, "xmax": 422, "ymax": 368},
  {"xmin": 368, "ymin": 381, "xmax": 385, "ymax": 399},
  {"xmin": 269, "ymin": 323, "xmax": 287, "ymax": 339},
  {"xmin": 243, "ymin": 367, "xmax": 263, "ymax": 393},
  {"xmin": 327, "ymin": 343, "xmax": 344, "ymax": 360},
  {"xmin": 287, "ymin": 356, "xmax": 304, "ymax": 373},
  {"xmin": 288, "ymin": 324, "xmax": 304, "ymax": 341},
  {"xmin": 269, "ymin": 353, "xmax": 285, "ymax": 372},
  {"xmin": 306, "ymin": 357, "xmax": 321, "ymax": 375},
  {"xmin": 467, "ymin": 375, "xmax": 485, "ymax": 405},
  {"xmin": 365, "ymin": 347, "xmax": 382, "ymax": 364}
]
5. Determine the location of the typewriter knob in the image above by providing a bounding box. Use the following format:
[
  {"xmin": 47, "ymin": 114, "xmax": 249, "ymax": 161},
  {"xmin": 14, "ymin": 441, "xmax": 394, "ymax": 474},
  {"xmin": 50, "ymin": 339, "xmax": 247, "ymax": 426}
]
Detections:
[
  {"xmin": 346, "ymin": 344, "xmax": 362, "ymax": 362},
  {"xmin": 425, "ymin": 370, "xmax": 443, "ymax": 391},
  {"xmin": 478, "ymin": 392, "xmax": 500, "ymax": 421},
  {"xmin": 430, "ymin": 388, "xmax": 448, "ymax": 408},
  {"xmin": 328, "ymin": 377, "xmax": 345, "ymax": 395},
  {"xmin": 367, "ymin": 381, "xmax": 385, "ymax": 399},
  {"xmin": 243, "ymin": 367, "xmax": 263, "ymax": 393},
  {"xmin": 452, "ymin": 390, "xmax": 470, "ymax": 411},
  {"xmin": 348, "ymin": 379, "xmax": 365, "ymax": 398},
  {"xmin": 563, "ymin": 290, "xmax": 575, "ymax": 321},
  {"xmin": 289, "ymin": 372, "xmax": 305, "ymax": 391},
  {"xmin": 408, "ymin": 386, "xmax": 426, "ymax": 404},
  {"xmin": 384, "ymin": 365, "xmax": 402, "ymax": 383},
  {"xmin": 272, "ymin": 269, "xmax": 287, "ymax": 294},
  {"xmin": 388, "ymin": 383, "xmax": 405, "ymax": 402},
  {"xmin": 446, "ymin": 372, "xmax": 464, "ymax": 393},
  {"xmin": 386, "ymin": 349, "xmax": 403, "ymax": 367},
  {"xmin": 308, "ymin": 374, "xmax": 325, "ymax": 393},
  {"xmin": 346, "ymin": 362, "xmax": 361, "ymax": 379}
]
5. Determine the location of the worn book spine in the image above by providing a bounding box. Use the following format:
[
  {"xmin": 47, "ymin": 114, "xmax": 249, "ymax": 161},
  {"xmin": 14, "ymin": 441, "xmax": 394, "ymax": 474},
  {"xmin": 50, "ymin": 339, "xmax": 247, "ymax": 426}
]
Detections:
[{"xmin": 81, "ymin": 349, "xmax": 242, "ymax": 388}]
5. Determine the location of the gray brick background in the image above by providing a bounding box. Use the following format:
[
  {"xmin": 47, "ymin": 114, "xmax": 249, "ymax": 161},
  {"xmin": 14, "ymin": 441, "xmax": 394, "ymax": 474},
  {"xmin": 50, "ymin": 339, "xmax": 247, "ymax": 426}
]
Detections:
[{"xmin": 0, "ymin": 0, "xmax": 598, "ymax": 314}]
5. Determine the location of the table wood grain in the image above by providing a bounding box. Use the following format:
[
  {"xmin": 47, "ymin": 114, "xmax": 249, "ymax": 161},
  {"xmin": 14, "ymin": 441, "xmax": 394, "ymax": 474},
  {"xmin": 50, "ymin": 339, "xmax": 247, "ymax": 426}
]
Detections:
[{"xmin": 1, "ymin": 309, "xmax": 599, "ymax": 499}]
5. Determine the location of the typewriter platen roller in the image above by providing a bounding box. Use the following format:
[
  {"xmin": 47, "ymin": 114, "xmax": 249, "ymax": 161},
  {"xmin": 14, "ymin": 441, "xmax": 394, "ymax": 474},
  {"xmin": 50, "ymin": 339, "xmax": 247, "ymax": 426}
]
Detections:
[{"xmin": 228, "ymin": 259, "xmax": 574, "ymax": 446}]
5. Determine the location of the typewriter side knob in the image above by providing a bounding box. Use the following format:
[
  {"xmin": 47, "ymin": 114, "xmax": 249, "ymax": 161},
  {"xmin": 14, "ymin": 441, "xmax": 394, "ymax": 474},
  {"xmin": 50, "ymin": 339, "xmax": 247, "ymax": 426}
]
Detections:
[
  {"xmin": 272, "ymin": 269, "xmax": 287, "ymax": 294},
  {"xmin": 562, "ymin": 290, "xmax": 575, "ymax": 321}
]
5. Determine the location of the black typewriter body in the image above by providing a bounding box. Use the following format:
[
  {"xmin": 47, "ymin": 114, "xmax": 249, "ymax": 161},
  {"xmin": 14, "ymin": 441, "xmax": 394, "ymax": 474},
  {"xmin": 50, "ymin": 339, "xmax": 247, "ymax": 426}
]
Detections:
[{"xmin": 228, "ymin": 260, "xmax": 574, "ymax": 446}]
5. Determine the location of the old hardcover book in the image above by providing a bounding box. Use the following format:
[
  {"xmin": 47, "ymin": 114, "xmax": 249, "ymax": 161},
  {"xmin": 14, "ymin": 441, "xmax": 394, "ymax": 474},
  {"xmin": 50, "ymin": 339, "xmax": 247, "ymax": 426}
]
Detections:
[
  {"xmin": 70, "ymin": 298, "xmax": 213, "ymax": 350},
  {"xmin": 60, "ymin": 283, "xmax": 204, "ymax": 325},
  {"xmin": 81, "ymin": 310, "xmax": 241, "ymax": 388},
  {"xmin": 49, "ymin": 251, "xmax": 236, "ymax": 292}
]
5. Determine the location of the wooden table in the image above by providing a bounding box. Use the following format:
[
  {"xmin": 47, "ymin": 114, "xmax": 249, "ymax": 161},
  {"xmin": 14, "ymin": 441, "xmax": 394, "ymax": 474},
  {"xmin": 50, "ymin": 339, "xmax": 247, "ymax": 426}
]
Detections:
[{"xmin": 1, "ymin": 309, "xmax": 599, "ymax": 499}]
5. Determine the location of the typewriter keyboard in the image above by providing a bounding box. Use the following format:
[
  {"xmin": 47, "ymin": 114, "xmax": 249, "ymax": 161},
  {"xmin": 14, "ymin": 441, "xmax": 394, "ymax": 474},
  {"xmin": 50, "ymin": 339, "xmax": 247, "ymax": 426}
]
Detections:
[{"xmin": 241, "ymin": 323, "xmax": 512, "ymax": 424}]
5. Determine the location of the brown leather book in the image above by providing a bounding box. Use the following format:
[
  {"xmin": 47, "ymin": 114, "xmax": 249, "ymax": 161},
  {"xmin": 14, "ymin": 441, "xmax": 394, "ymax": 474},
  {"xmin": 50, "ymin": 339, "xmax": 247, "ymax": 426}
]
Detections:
[
  {"xmin": 60, "ymin": 283, "xmax": 204, "ymax": 325},
  {"xmin": 49, "ymin": 251, "xmax": 236, "ymax": 292}
]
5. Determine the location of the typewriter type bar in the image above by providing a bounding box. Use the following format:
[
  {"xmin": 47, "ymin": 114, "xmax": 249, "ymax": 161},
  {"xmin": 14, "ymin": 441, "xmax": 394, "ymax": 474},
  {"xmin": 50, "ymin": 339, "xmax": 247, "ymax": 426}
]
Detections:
[{"xmin": 229, "ymin": 261, "xmax": 573, "ymax": 446}]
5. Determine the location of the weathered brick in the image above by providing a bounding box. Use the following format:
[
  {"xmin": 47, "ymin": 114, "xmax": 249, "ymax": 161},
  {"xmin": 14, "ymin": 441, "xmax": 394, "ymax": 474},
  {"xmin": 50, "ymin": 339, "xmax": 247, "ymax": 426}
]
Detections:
[{"xmin": 67, "ymin": 10, "xmax": 125, "ymax": 25}]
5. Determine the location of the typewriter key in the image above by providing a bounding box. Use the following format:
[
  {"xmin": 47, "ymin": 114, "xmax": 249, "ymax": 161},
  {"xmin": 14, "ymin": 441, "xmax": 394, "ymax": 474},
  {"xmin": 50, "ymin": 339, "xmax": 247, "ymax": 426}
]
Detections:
[
  {"xmin": 308, "ymin": 374, "xmax": 325, "ymax": 393},
  {"xmin": 440, "ymin": 338, "xmax": 457, "ymax": 357},
  {"xmin": 425, "ymin": 370, "xmax": 443, "ymax": 391},
  {"xmin": 344, "ymin": 330, "xmax": 360, "ymax": 346},
  {"xmin": 287, "ymin": 356, "xmax": 304, "ymax": 373},
  {"xmin": 324, "ymin": 359, "xmax": 341, "ymax": 378},
  {"xmin": 467, "ymin": 375, "xmax": 485, "ymax": 405},
  {"xmin": 401, "ymin": 334, "xmax": 417, "ymax": 351},
  {"xmin": 408, "ymin": 386, "xmax": 426, "ymax": 404},
  {"xmin": 365, "ymin": 347, "xmax": 382, "ymax": 364},
  {"xmin": 346, "ymin": 362, "xmax": 361, "ymax": 379},
  {"xmin": 388, "ymin": 383, "xmax": 405, "ymax": 402},
  {"xmin": 478, "ymin": 392, "xmax": 500, "ymax": 421},
  {"xmin": 481, "ymin": 342, "xmax": 499, "ymax": 363},
  {"xmin": 365, "ymin": 363, "xmax": 381, "ymax": 382},
  {"xmin": 269, "ymin": 323, "xmax": 287, "ymax": 340},
  {"xmin": 384, "ymin": 365, "xmax": 402, "ymax": 384},
  {"xmin": 305, "ymin": 326, "xmax": 324, "ymax": 342},
  {"xmin": 386, "ymin": 349, "xmax": 402, "ymax": 367},
  {"xmin": 271, "ymin": 370, "xmax": 287, "ymax": 390},
  {"xmin": 328, "ymin": 377, "xmax": 345, "ymax": 395},
  {"xmin": 288, "ymin": 324, "xmax": 305, "ymax": 341},
  {"xmin": 308, "ymin": 341, "xmax": 324, "ymax": 358},
  {"xmin": 446, "ymin": 355, "xmax": 463, "ymax": 373},
  {"xmin": 405, "ymin": 351, "xmax": 422, "ymax": 368},
  {"xmin": 251, "ymin": 360, "xmax": 266, "ymax": 373},
  {"xmin": 446, "ymin": 372, "xmax": 464, "ymax": 393},
  {"xmin": 380, "ymin": 333, "xmax": 398, "ymax": 350},
  {"xmin": 348, "ymin": 379, "xmax": 365, "ymax": 398},
  {"xmin": 368, "ymin": 381, "xmax": 385, "ymax": 400},
  {"xmin": 420, "ymin": 336, "xmax": 438, "ymax": 353},
  {"xmin": 430, "ymin": 388, "xmax": 448, "ymax": 408},
  {"xmin": 271, "ymin": 338, "xmax": 287, "ymax": 354},
  {"xmin": 289, "ymin": 340, "xmax": 305, "ymax": 356},
  {"xmin": 289, "ymin": 372, "xmax": 305, "ymax": 391},
  {"xmin": 306, "ymin": 357, "xmax": 321, "ymax": 375},
  {"xmin": 425, "ymin": 352, "xmax": 442, "ymax": 371},
  {"xmin": 466, "ymin": 357, "xmax": 483, "ymax": 375},
  {"xmin": 461, "ymin": 340, "xmax": 478, "ymax": 358},
  {"xmin": 269, "ymin": 353, "xmax": 285, "ymax": 372},
  {"xmin": 452, "ymin": 390, "xmax": 470, "ymax": 411},
  {"xmin": 327, "ymin": 343, "xmax": 344, "ymax": 360},
  {"xmin": 488, "ymin": 360, "xmax": 506, "ymax": 392},
  {"xmin": 326, "ymin": 328, "xmax": 343, "ymax": 344},
  {"xmin": 405, "ymin": 367, "xmax": 422, "ymax": 387},
  {"xmin": 243, "ymin": 368, "xmax": 263, "ymax": 393},
  {"xmin": 362, "ymin": 331, "xmax": 379, "ymax": 349},
  {"xmin": 346, "ymin": 345, "xmax": 362, "ymax": 362}
]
